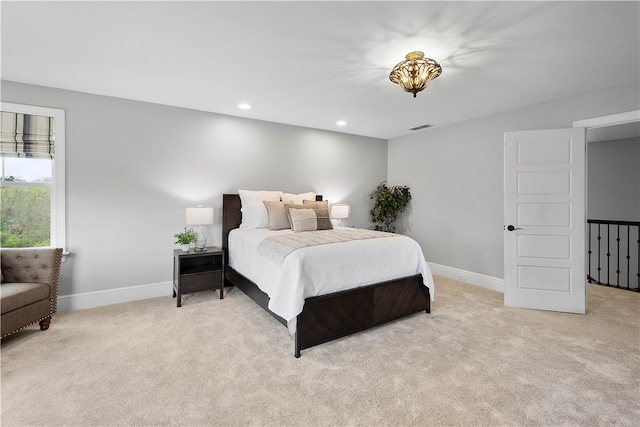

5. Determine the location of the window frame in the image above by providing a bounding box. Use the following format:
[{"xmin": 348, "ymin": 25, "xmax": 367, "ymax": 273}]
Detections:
[{"xmin": 1, "ymin": 102, "xmax": 66, "ymax": 253}]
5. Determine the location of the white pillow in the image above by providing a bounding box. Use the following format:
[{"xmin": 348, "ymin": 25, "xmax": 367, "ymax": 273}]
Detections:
[
  {"xmin": 238, "ymin": 190, "xmax": 283, "ymax": 229},
  {"xmin": 282, "ymin": 191, "xmax": 316, "ymax": 204}
]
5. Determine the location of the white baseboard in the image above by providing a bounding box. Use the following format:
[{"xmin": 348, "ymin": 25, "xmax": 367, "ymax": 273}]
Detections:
[
  {"xmin": 427, "ymin": 262, "xmax": 505, "ymax": 293},
  {"xmin": 57, "ymin": 281, "xmax": 173, "ymax": 312},
  {"xmin": 57, "ymin": 264, "xmax": 502, "ymax": 312}
]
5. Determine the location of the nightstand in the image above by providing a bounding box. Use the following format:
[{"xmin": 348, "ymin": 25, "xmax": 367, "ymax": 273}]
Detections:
[{"xmin": 173, "ymin": 246, "xmax": 224, "ymax": 307}]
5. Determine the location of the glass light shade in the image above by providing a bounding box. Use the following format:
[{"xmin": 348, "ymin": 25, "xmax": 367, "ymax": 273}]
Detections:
[
  {"xmin": 330, "ymin": 204, "xmax": 351, "ymax": 219},
  {"xmin": 389, "ymin": 51, "xmax": 442, "ymax": 98}
]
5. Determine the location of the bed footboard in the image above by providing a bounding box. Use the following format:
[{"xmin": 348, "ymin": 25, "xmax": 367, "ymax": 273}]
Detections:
[{"xmin": 295, "ymin": 274, "xmax": 429, "ymax": 357}]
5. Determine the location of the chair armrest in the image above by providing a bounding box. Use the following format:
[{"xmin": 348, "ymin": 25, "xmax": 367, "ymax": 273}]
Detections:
[{"xmin": 1, "ymin": 248, "xmax": 63, "ymax": 310}]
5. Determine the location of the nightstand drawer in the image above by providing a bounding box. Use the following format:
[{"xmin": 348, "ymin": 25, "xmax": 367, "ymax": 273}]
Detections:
[{"xmin": 180, "ymin": 271, "xmax": 222, "ymax": 293}]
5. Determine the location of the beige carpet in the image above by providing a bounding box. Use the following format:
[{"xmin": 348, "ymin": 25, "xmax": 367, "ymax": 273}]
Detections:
[{"xmin": 1, "ymin": 276, "xmax": 639, "ymax": 426}]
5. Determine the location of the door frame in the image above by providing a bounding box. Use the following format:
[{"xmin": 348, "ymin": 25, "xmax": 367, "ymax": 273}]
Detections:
[
  {"xmin": 574, "ymin": 110, "xmax": 639, "ymax": 296},
  {"xmin": 573, "ymin": 110, "xmax": 639, "ymax": 131}
]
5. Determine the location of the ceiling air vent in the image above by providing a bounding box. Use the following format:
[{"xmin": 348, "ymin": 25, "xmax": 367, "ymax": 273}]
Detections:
[{"xmin": 409, "ymin": 124, "xmax": 433, "ymax": 131}]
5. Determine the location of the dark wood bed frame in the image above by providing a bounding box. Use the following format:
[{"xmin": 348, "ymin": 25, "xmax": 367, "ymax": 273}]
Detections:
[{"xmin": 222, "ymin": 194, "xmax": 431, "ymax": 357}]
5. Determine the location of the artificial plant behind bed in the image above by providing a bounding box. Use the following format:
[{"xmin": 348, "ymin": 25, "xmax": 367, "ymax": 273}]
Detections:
[{"xmin": 369, "ymin": 181, "xmax": 412, "ymax": 233}]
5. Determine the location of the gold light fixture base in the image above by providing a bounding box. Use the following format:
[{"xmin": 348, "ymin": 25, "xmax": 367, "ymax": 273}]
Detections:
[{"xmin": 389, "ymin": 51, "xmax": 442, "ymax": 98}]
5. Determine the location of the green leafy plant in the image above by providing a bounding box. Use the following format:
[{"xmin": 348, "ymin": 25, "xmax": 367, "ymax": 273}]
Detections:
[
  {"xmin": 1, "ymin": 186, "xmax": 51, "ymax": 248},
  {"xmin": 369, "ymin": 181, "xmax": 412, "ymax": 233},
  {"xmin": 174, "ymin": 227, "xmax": 197, "ymax": 245}
]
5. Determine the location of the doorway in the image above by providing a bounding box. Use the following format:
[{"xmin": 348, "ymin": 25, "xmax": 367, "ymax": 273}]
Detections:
[{"xmin": 576, "ymin": 111, "xmax": 640, "ymax": 291}]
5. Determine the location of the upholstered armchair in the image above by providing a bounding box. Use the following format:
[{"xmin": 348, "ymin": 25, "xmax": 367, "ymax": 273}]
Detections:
[{"xmin": 1, "ymin": 248, "xmax": 63, "ymax": 338}]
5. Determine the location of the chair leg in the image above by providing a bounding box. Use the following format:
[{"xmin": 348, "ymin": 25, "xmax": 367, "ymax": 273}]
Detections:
[{"xmin": 39, "ymin": 317, "xmax": 51, "ymax": 331}]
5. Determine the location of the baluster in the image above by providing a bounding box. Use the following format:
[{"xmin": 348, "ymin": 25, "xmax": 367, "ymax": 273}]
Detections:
[
  {"xmin": 615, "ymin": 225, "xmax": 621, "ymax": 288},
  {"xmin": 606, "ymin": 223, "xmax": 611, "ymax": 287},
  {"xmin": 597, "ymin": 223, "xmax": 602, "ymax": 284},
  {"xmin": 626, "ymin": 226, "xmax": 631, "ymax": 291},
  {"xmin": 588, "ymin": 223, "xmax": 592, "ymax": 282}
]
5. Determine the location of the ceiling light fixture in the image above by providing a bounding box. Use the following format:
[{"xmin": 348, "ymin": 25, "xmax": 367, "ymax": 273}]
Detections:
[
  {"xmin": 238, "ymin": 103, "xmax": 251, "ymax": 110},
  {"xmin": 389, "ymin": 51, "xmax": 442, "ymax": 98},
  {"xmin": 336, "ymin": 120, "xmax": 347, "ymax": 126}
]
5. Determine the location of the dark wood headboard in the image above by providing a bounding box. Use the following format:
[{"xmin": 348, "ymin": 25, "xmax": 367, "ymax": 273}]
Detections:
[
  {"xmin": 222, "ymin": 194, "xmax": 242, "ymax": 259},
  {"xmin": 222, "ymin": 193, "xmax": 322, "ymax": 265}
]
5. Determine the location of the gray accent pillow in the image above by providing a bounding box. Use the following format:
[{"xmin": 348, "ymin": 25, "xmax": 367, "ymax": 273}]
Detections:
[
  {"xmin": 288, "ymin": 208, "xmax": 319, "ymax": 232},
  {"xmin": 285, "ymin": 203, "xmax": 333, "ymax": 231}
]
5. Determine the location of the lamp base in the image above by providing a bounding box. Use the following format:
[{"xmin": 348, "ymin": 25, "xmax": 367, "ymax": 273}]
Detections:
[{"xmin": 194, "ymin": 225, "xmax": 207, "ymax": 252}]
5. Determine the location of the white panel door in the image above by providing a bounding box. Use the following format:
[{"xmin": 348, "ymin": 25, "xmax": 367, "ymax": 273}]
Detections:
[{"xmin": 504, "ymin": 128, "xmax": 586, "ymax": 313}]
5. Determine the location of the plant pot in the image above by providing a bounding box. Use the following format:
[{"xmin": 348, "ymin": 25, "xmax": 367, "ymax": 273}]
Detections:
[{"xmin": 181, "ymin": 244, "xmax": 190, "ymax": 252}]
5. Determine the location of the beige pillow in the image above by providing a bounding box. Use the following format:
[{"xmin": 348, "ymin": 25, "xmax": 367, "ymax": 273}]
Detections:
[
  {"xmin": 302, "ymin": 199, "xmax": 328, "ymax": 209},
  {"xmin": 263, "ymin": 200, "xmax": 293, "ymax": 230}
]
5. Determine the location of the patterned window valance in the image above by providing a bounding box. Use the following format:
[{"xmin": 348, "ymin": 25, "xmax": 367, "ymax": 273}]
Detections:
[{"xmin": 0, "ymin": 111, "xmax": 55, "ymax": 159}]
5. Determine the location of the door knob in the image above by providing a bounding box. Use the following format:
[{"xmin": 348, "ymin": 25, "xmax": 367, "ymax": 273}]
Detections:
[{"xmin": 507, "ymin": 225, "xmax": 522, "ymax": 231}]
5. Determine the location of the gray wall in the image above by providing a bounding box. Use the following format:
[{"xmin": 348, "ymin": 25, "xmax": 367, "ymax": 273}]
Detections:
[
  {"xmin": 1, "ymin": 81, "xmax": 387, "ymax": 297},
  {"xmin": 388, "ymin": 81, "xmax": 640, "ymax": 279},
  {"xmin": 3, "ymin": 79, "xmax": 639, "ymax": 298},
  {"xmin": 587, "ymin": 137, "xmax": 640, "ymax": 221}
]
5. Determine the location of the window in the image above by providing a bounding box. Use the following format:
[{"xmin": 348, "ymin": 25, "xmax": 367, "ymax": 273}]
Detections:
[{"xmin": 0, "ymin": 103, "xmax": 66, "ymax": 250}]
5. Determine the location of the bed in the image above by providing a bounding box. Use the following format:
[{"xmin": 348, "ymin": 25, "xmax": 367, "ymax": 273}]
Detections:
[{"xmin": 222, "ymin": 193, "xmax": 434, "ymax": 357}]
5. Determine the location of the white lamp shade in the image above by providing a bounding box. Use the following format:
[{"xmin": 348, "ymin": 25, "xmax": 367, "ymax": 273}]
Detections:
[
  {"xmin": 330, "ymin": 204, "xmax": 350, "ymax": 219},
  {"xmin": 185, "ymin": 206, "xmax": 214, "ymax": 225}
]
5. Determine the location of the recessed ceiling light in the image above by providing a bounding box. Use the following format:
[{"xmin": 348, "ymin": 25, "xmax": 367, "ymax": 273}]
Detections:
[
  {"xmin": 336, "ymin": 120, "xmax": 347, "ymax": 126},
  {"xmin": 238, "ymin": 103, "xmax": 251, "ymax": 110}
]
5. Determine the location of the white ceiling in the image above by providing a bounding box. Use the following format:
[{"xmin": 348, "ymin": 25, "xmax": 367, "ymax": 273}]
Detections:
[{"xmin": 1, "ymin": 1, "xmax": 639, "ymax": 140}]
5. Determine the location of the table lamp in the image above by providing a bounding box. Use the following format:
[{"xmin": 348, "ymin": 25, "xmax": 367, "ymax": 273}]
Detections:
[
  {"xmin": 185, "ymin": 206, "xmax": 214, "ymax": 251},
  {"xmin": 330, "ymin": 204, "xmax": 350, "ymax": 226}
]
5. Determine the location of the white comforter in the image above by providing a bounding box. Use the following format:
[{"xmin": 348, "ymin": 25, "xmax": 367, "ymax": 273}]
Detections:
[{"xmin": 229, "ymin": 226, "xmax": 435, "ymax": 334}]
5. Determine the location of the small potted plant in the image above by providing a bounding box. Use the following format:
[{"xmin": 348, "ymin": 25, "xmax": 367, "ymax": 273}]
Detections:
[{"xmin": 174, "ymin": 227, "xmax": 197, "ymax": 252}]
